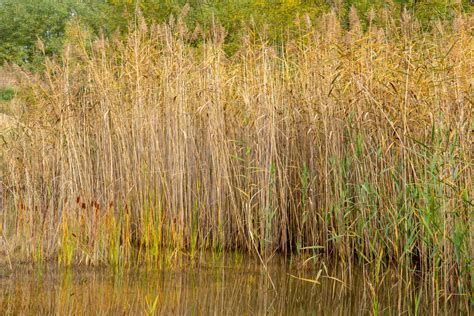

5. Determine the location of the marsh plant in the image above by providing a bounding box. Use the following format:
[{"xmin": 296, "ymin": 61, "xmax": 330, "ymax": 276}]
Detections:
[{"xmin": 1, "ymin": 9, "xmax": 472, "ymax": 303}]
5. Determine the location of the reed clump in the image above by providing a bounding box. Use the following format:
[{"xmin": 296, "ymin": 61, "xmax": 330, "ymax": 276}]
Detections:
[{"xmin": 1, "ymin": 10, "xmax": 472, "ymax": 294}]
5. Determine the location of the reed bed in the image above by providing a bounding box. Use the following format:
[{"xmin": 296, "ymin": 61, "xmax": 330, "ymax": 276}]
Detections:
[{"xmin": 1, "ymin": 10, "xmax": 472, "ymax": 294}]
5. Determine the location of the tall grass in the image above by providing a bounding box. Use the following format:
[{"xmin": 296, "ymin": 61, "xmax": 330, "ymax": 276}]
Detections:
[{"xmin": 1, "ymin": 10, "xmax": 472, "ymax": 293}]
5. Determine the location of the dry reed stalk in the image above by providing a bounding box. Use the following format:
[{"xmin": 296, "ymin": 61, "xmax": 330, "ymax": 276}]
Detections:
[{"xmin": 1, "ymin": 11, "xmax": 472, "ymax": 296}]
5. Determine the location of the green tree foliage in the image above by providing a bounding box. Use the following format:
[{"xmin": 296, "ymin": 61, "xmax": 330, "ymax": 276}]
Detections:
[
  {"xmin": 0, "ymin": 0, "xmax": 471, "ymax": 69},
  {"xmin": 0, "ymin": 0, "xmax": 68, "ymax": 66},
  {"xmin": 0, "ymin": 0, "xmax": 113, "ymax": 68}
]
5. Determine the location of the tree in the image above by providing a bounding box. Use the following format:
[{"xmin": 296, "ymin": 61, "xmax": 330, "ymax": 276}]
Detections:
[{"xmin": 0, "ymin": 0, "xmax": 114, "ymax": 69}]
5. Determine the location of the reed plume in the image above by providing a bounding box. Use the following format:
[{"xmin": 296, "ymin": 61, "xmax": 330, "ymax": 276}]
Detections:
[{"xmin": 1, "ymin": 11, "xmax": 472, "ymax": 294}]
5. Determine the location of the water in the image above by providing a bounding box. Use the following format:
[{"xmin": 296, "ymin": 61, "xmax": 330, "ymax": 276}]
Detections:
[{"xmin": 0, "ymin": 254, "xmax": 469, "ymax": 315}]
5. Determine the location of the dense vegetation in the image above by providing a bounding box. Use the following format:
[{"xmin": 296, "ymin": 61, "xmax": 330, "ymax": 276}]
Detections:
[
  {"xmin": 0, "ymin": 1, "xmax": 472, "ymax": 312},
  {"xmin": 0, "ymin": 0, "xmax": 471, "ymax": 68}
]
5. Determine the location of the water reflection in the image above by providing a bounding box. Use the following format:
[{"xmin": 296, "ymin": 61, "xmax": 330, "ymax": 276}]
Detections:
[{"xmin": 0, "ymin": 254, "xmax": 469, "ymax": 315}]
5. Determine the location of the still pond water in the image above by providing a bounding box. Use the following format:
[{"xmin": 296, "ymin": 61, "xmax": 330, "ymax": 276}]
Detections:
[{"xmin": 0, "ymin": 254, "xmax": 468, "ymax": 315}]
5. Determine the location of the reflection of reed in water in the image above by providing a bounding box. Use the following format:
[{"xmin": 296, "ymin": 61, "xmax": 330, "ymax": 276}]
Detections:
[
  {"xmin": 1, "ymin": 13, "xmax": 471, "ymax": 296},
  {"xmin": 0, "ymin": 255, "xmax": 469, "ymax": 315}
]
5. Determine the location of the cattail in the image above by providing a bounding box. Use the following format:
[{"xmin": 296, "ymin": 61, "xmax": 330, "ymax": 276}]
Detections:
[{"xmin": 1, "ymin": 10, "xmax": 471, "ymax": 297}]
